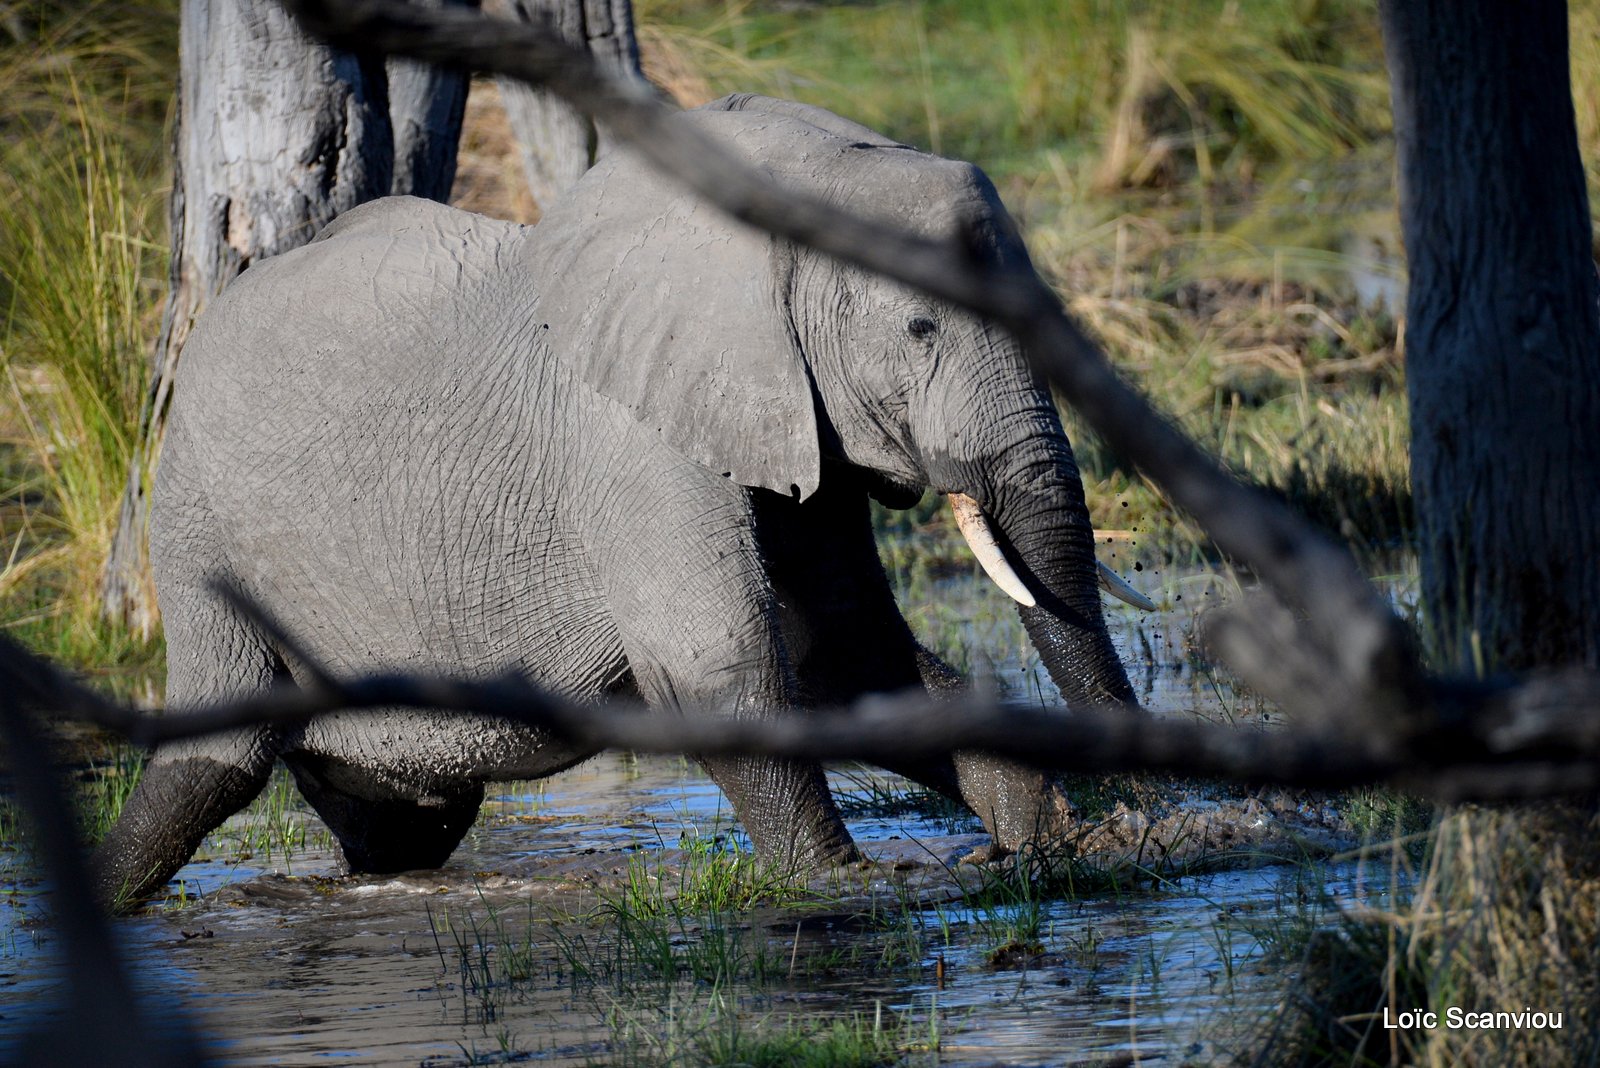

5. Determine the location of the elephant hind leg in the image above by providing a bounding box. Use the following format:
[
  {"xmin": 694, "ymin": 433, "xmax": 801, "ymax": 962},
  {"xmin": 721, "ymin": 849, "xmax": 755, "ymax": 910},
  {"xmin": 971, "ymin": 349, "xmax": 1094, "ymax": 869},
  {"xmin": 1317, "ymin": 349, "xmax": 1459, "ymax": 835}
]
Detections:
[
  {"xmin": 93, "ymin": 576, "xmax": 283, "ymax": 912},
  {"xmin": 285, "ymin": 758, "xmax": 484, "ymax": 874}
]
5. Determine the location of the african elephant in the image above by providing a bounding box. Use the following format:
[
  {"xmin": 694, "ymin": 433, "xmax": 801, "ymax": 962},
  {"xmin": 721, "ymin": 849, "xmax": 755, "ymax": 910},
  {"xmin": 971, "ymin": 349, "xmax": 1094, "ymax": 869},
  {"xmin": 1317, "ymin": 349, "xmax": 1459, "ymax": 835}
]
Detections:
[{"xmin": 93, "ymin": 94, "xmax": 1141, "ymax": 910}]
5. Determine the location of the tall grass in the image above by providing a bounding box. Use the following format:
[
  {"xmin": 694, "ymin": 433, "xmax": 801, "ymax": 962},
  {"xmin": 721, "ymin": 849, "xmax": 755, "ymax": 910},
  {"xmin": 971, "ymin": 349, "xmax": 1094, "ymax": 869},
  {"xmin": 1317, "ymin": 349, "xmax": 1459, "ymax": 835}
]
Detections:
[
  {"xmin": 0, "ymin": 1, "xmax": 175, "ymax": 672},
  {"xmin": 637, "ymin": 0, "xmax": 1390, "ymax": 182},
  {"xmin": 1035, "ymin": 213, "xmax": 1411, "ymax": 550}
]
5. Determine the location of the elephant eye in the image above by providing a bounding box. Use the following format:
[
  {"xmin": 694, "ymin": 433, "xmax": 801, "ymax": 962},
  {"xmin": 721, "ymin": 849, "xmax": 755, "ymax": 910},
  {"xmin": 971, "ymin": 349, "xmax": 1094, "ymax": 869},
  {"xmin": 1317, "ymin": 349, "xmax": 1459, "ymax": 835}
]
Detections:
[{"xmin": 906, "ymin": 316, "xmax": 938, "ymax": 340}]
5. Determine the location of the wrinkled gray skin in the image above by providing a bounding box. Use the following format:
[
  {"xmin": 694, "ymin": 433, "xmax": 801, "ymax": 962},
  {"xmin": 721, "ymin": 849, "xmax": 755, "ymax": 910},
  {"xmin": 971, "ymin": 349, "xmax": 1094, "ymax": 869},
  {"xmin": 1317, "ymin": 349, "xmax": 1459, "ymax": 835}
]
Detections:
[{"xmin": 94, "ymin": 95, "xmax": 1135, "ymax": 910}]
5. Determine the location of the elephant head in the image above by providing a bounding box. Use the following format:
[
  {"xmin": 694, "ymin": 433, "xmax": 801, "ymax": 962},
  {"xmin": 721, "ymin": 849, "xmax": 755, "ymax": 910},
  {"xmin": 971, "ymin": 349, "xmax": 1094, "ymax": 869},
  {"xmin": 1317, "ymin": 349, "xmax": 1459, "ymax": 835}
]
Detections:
[{"xmin": 534, "ymin": 93, "xmax": 1137, "ymax": 711}]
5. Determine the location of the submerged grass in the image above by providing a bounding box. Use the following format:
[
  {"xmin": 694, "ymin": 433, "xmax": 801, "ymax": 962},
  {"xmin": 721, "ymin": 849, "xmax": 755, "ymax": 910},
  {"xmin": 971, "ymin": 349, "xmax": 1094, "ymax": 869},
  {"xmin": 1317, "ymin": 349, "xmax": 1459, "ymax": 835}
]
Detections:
[
  {"xmin": 611, "ymin": 826, "xmax": 817, "ymax": 917},
  {"xmin": 605, "ymin": 998, "xmax": 917, "ymax": 1067},
  {"xmin": 200, "ymin": 766, "xmax": 333, "ymax": 870},
  {"xmin": 544, "ymin": 827, "xmax": 824, "ymax": 993},
  {"xmin": 832, "ymin": 767, "xmax": 979, "ymax": 835},
  {"xmin": 0, "ymin": 739, "xmax": 146, "ymax": 854}
]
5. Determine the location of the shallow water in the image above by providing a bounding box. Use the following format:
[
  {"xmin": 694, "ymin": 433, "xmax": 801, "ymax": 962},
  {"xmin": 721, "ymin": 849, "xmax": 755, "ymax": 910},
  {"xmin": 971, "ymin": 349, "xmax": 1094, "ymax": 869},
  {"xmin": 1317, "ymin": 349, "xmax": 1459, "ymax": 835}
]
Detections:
[
  {"xmin": 0, "ymin": 754, "xmax": 1400, "ymax": 1065},
  {"xmin": 0, "ymin": 558, "xmax": 1415, "ymax": 1064}
]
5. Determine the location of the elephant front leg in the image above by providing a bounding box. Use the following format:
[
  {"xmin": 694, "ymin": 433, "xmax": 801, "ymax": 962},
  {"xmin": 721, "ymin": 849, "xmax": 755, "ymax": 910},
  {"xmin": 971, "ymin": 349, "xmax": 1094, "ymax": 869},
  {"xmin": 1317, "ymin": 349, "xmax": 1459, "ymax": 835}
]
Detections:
[
  {"xmin": 623, "ymin": 642, "xmax": 856, "ymax": 872},
  {"xmin": 92, "ymin": 576, "xmax": 283, "ymax": 912},
  {"xmin": 696, "ymin": 751, "xmax": 855, "ymax": 871},
  {"xmin": 918, "ymin": 643, "xmax": 1077, "ymax": 856},
  {"xmin": 593, "ymin": 471, "xmax": 855, "ymax": 873},
  {"xmin": 93, "ymin": 732, "xmax": 277, "ymax": 911},
  {"xmin": 756, "ymin": 480, "xmax": 1075, "ymax": 860}
]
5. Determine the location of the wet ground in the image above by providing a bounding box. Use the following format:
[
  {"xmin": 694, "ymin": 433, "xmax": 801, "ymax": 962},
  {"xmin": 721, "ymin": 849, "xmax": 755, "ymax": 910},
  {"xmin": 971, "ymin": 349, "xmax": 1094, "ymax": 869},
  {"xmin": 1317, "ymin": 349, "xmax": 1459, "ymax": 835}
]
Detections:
[{"xmin": 0, "ymin": 557, "xmax": 1417, "ymax": 1064}]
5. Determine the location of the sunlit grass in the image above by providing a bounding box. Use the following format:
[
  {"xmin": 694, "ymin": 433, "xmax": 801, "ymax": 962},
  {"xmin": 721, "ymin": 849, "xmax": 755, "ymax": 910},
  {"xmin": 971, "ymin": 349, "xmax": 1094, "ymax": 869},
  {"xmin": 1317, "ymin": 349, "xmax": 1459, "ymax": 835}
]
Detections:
[
  {"xmin": 0, "ymin": 0, "xmax": 175, "ymax": 673},
  {"xmin": 1038, "ymin": 209, "xmax": 1411, "ymax": 555},
  {"xmin": 637, "ymin": 0, "xmax": 1389, "ymax": 182}
]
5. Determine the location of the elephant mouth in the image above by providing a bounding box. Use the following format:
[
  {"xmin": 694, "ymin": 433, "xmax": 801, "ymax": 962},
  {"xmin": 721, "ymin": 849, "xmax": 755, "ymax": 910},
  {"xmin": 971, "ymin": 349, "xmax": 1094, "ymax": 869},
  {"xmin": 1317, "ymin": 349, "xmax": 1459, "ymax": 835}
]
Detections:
[
  {"xmin": 862, "ymin": 469, "xmax": 925, "ymax": 509},
  {"xmin": 947, "ymin": 492, "xmax": 1156, "ymax": 612}
]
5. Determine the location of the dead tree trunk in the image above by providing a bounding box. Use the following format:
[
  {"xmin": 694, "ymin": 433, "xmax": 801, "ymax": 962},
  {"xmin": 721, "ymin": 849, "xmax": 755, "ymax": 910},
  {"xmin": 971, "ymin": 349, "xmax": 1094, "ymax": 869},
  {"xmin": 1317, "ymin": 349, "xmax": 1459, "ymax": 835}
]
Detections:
[
  {"xmin": 490, "ymin": 0, "xmax": 643, "ymax": 210},
  {"xmin": 389, "ymin": 0, "xmax": 476, "ymax": 198},
  {"xmin": 1382, "ymin": 0, "xmax": 1600, "ymax": 673},
  {"xmin": 101, "ymin": 0, "xmax": 471, "ymax": 635}
]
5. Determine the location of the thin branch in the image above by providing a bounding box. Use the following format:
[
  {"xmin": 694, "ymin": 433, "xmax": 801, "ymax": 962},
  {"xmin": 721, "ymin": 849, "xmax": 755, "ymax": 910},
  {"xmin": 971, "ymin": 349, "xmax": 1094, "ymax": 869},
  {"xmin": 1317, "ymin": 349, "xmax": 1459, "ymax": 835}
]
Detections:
[{"xmin": 6, "ymin": 630, "xmax": 1598, "ymax": 801}]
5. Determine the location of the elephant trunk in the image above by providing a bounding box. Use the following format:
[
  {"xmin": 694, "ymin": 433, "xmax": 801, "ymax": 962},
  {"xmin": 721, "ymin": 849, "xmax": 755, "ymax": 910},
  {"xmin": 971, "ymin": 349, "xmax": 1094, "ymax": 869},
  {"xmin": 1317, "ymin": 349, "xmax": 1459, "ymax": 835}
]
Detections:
[
  {"xmin": 1007, "ymin": 511, "xmax": 1136, "ymax": 708},
  {"xmin": 945, "ymin": 425, "xmax": 1136, "ymax": 711}
]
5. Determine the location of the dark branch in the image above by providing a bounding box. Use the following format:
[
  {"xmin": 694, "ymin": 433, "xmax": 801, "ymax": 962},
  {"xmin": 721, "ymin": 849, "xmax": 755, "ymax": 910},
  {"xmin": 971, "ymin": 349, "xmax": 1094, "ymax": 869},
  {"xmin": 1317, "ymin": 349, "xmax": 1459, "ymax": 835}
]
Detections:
[
  {"xmin": 7, "ymin": 630, "xmax": 1598, "ymax": 801},
  {"xmin": 0, "ymin": 664, "xmax": 205, "ymax": 1064}
]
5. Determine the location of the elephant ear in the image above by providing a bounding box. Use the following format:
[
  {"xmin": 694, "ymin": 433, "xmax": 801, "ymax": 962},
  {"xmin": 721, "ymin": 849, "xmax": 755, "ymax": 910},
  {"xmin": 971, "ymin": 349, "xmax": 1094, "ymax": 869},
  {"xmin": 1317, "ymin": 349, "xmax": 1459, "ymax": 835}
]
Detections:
[{"xmin": 529, "ymin": 116, "xmax": 822, "ymax": 501}]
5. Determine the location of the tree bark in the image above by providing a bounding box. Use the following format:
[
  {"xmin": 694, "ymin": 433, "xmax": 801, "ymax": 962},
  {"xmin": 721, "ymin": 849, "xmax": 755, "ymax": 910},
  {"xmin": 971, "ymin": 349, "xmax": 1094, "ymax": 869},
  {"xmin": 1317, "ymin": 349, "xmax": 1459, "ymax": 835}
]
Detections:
[
  {"xmin": 489, "ymin": 0, "xmax": 643, "ymax": 209},
  {"xmin": 1382, "ymin": 0, "xmax": 1600, "ymax": 673},
  {"xmin": 388, "ymin": 0, "xmax": 476, "ymax": 198},
  {"xmin": 101, "ymin": 0, "xmax": 471, "ymax": 635}
]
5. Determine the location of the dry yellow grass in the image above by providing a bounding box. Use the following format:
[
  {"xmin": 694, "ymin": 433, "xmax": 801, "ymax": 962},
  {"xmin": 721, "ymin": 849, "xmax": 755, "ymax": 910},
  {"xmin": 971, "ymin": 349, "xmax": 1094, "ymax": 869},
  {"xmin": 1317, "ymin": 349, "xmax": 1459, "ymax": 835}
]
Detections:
[{"xmin": 449, "ymin": 78, "xmax": 542, "ymax": 224}]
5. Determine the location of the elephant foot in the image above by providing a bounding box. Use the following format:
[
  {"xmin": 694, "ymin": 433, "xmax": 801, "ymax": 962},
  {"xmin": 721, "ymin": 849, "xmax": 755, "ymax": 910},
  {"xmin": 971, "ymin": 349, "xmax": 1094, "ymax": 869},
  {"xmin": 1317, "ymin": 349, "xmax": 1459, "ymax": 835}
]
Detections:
[
  {"xmin": 697, "ymin": 754, "xmax": 857, "ymax": 874},
  {"xmin": 93, "ymin": 737, "xmax": 277, "ymax": 913},
  {"xmin": 954, "ymin": 754, "xmax": 1081, "ymax": 855},
  {"xmin": 330, "ymin": 788, "xmax": 485, "ymax": 874}
]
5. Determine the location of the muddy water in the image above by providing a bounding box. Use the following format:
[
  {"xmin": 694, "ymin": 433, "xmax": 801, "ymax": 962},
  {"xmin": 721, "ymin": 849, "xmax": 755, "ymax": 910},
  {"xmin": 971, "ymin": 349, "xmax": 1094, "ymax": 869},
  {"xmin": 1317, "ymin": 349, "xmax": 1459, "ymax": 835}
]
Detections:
[{"xmin": 0, "ymin": 560, "xmax": 1413, "ymax": 1064}]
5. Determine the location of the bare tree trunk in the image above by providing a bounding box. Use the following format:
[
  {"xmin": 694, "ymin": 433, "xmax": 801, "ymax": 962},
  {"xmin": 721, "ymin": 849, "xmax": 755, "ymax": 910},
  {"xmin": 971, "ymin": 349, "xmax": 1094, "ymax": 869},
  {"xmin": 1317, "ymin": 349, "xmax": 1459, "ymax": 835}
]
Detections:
[
  {"xmin": 102, "ymin": 0, "xmax": 471, "ymax": 635},
  {"xmin": 389, "ymin": 0, "xmax": 476, "ymax": 198},
  {"xmin": 489, "ymin": 0, "xmax": 643, "ymax": 209},
  {"xmin": 1382, "ymin": 0, "xmax": 1600, "ymax": 673}
]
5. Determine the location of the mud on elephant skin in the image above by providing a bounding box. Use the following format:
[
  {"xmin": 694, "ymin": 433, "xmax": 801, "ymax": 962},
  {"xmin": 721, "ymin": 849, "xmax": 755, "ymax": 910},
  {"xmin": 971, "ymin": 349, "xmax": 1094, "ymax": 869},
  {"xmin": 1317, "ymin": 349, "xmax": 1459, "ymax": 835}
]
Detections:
[{"xmin": 93, "ymin": 93, "xmax": 1141, "ymax": 911}]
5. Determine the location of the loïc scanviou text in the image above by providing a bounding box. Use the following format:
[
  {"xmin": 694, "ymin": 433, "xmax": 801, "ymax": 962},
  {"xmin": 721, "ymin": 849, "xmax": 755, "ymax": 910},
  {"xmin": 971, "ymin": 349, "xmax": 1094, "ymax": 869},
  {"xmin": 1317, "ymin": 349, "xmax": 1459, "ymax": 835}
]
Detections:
[{"xmin": 1383, "ymin": 1007, "xmax": 1563, "ymax": 1030}]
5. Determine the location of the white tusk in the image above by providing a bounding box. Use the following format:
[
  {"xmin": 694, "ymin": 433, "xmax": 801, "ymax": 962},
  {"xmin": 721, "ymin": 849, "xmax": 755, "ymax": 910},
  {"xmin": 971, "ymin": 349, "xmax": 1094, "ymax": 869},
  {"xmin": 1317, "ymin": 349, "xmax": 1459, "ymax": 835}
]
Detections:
[
  {"xmin": 947, "ymin": 493, "xmax": 1036, "ymax": 607},
  {"xmin": 1097, "ymin": 560, "xmax": 1158, "ymax": 611}
]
